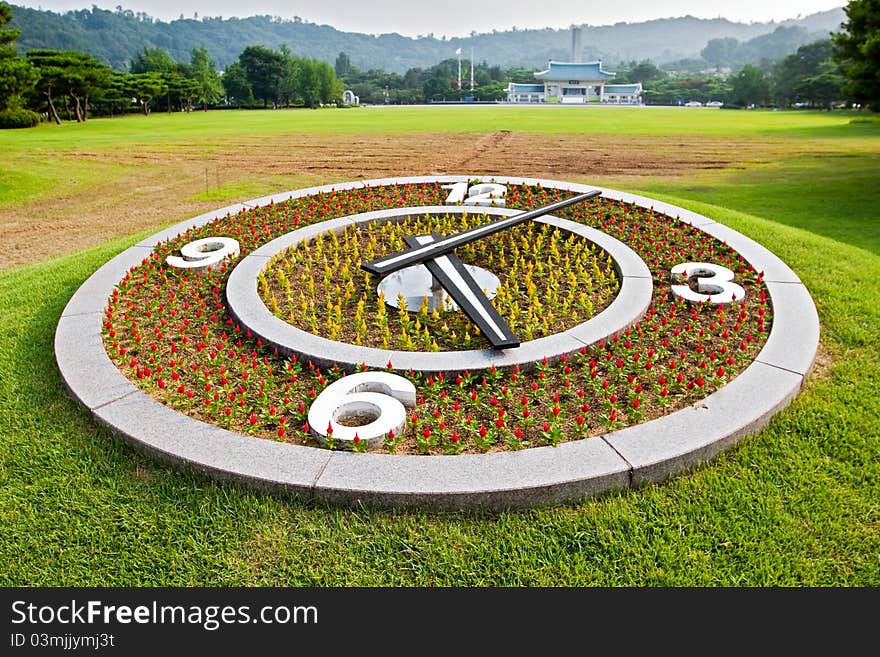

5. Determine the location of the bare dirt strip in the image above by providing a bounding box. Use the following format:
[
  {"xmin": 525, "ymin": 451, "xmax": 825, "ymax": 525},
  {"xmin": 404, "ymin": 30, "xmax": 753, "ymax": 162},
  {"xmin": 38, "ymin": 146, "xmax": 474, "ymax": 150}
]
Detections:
[{"xmin": 1, "ymin": 131, "xmax": 813, "ymax": 270}]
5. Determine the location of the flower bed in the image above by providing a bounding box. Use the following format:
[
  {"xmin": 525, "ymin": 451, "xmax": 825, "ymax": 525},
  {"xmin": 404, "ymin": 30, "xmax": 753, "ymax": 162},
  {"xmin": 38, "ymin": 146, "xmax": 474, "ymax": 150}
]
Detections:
[
  {"xmin": 102, "ymin": 181, "xmax": 771, "ymax": 455},
  {"xmin": 260, "ymin": 212, "xmax": 620, "ymax": 351}
]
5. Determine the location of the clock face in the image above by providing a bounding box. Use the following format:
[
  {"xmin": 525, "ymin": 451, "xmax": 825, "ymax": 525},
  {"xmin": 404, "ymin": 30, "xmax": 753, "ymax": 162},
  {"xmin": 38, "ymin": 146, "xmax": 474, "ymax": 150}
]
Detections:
[
  {"xmin": 55, "ymin": 175, "xmax": 818, "ymax": 506},
  {"xmin": 89, "ymin": 172, "xmax": 772, "ymax": 454}
]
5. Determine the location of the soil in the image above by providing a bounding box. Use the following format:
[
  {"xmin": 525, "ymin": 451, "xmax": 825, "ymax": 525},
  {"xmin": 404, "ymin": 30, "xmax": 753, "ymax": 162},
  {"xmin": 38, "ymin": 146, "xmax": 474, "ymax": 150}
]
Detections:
[{"xmin": 1, "ymin": 131, "xmax": 793, "ymax": 271}]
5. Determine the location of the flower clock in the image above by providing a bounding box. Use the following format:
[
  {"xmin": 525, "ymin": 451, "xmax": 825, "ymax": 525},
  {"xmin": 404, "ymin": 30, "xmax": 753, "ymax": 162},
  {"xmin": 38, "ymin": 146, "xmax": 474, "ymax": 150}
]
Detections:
[{"xmin": 56, "ymin": 176, "xmax": 819, "ymax": 509}]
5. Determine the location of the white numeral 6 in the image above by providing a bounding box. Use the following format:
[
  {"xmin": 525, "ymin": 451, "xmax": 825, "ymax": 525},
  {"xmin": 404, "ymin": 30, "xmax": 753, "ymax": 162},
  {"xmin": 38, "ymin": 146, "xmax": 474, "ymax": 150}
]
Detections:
[
  {"xmin": 443, "ymin": 182, "xmax": 506, "ymax": 206},
  {"xmin": 308, "ymin": 371, "xmax": 417, "ymax": 448},
  {"xmin": 671, "ymin": 262, "xmax": 746, "ymax": 305},
  {"xmin": 166, "ymin": 237, "xmax": 240, "ymax": 273}
]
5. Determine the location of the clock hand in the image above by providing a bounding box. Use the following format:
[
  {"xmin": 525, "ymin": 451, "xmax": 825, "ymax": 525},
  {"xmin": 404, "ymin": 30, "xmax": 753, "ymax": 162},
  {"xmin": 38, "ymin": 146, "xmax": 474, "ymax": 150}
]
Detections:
[
  {"xmin": 361, "ymin": 188, "xmax": 601, "ymax": 276},
  {"xmin": 402, "ymin": 234, "xmax": 519, "ymax": 349}
]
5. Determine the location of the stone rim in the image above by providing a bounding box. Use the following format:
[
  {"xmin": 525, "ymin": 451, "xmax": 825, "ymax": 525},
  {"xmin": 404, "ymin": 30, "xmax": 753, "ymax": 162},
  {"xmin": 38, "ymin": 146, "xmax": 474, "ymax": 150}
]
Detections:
[{"xmin": 54, "ymin": 176, "xmax": 820, "ymax": 510}]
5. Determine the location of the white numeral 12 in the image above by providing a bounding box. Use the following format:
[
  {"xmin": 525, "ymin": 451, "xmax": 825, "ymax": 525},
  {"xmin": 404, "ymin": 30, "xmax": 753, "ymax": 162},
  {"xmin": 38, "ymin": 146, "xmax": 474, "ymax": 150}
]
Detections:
[{"xmin": 443, "ymin": 182, "xmax": 506, "ymax": 206}]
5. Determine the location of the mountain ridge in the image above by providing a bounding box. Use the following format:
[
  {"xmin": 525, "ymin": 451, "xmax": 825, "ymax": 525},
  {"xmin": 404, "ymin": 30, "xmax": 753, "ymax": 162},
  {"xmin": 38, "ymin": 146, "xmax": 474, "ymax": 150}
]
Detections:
[{"xmin": 8, "ymin": 4, "xmax": 847, "ymax": 73}]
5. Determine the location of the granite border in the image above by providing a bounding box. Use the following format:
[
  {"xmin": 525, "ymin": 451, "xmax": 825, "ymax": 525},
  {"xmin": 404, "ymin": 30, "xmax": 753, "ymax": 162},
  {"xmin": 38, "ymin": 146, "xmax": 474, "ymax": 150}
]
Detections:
[{"xmin": 54, "ymin": 176, "xmax": 820, "ymax": 510}]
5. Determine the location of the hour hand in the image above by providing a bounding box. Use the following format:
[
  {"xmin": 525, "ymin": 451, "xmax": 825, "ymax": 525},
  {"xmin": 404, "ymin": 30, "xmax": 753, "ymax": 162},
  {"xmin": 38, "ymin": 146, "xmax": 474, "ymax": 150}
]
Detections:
[{"xmin": 402, "ymin": 234, "xmax": 519, "ymax": 350}]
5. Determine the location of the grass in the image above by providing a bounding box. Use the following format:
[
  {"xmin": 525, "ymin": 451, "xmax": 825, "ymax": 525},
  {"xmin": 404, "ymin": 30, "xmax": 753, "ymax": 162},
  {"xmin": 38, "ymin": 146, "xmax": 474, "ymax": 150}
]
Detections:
[{"xmin": 0, "ymin": 107, "xmax": 878, "ymax": 585}]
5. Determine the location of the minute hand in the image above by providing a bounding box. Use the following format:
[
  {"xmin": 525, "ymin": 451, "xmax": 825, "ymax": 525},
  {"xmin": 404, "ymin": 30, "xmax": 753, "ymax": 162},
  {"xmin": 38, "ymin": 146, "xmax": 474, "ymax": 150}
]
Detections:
[{"xmin": 361, "ymin": 189, "xmax": 601, "ymax": 276}]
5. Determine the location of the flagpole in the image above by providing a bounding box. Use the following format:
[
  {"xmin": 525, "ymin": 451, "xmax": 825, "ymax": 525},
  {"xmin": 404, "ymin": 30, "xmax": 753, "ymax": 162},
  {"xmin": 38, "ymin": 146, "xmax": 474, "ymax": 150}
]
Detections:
[
  {"xmin": 470, "ymin": 47, "xmax": 474, "ymax": 90},
  {"xmin": 457, "ymin": 49, "xmax": 461, "ymax": 91}
]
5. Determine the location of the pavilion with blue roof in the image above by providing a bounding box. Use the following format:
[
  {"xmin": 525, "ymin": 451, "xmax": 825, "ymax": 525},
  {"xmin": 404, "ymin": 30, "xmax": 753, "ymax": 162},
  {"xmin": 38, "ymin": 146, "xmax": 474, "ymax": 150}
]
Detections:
[{"xmin": 506, "ymin": 61, "xmax": 642, "ymax": 105}]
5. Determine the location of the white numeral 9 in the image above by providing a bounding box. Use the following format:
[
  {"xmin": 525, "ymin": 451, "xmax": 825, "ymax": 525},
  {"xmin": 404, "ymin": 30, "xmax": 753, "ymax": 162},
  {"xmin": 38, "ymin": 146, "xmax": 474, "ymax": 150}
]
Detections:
[
  {"xmin": 443, "ymin": 182, "xmax": 506, "ymax": 206},
  {"xmin": 308, "ymin": 371, "xmax": 417, "ymax": 447},
  {"xmin": 166, "ymin": 237, "xmax": 240, "ymax": 273},
  {"xmin": 671, "ymin": 262, "xmax": 745, "ymax": 305}
]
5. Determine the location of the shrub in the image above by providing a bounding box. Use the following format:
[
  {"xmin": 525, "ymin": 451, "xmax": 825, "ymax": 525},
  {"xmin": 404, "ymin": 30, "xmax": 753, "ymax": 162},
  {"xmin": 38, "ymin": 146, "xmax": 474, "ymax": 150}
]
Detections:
[{"xmin": 0, "ymin": 108, "xmax": 41, "ymax": 129}]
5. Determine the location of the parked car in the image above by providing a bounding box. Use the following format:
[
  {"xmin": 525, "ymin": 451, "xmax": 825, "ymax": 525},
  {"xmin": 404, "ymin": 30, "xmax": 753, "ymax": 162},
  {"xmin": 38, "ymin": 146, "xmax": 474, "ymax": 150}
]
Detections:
[
  {"xmin": 684, "ymin": 101, "xmax": 702, "ymax": 107},
  {"xmin": 706, "ymin": 101, "xmax": 724, "ymax": 107}
]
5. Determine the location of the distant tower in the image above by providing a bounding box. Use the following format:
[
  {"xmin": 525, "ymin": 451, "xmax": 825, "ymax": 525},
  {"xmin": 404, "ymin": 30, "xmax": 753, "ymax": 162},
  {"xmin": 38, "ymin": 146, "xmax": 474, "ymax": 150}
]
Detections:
[{"xmin": 571, "ymin": 26, "xmax": 583, "ymax": 63}]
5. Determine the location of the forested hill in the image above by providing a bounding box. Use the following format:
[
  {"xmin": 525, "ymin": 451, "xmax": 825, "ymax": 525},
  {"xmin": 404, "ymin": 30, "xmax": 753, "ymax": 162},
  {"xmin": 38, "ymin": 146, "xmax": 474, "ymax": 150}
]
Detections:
[{"xmin": 9, "ymin": 4, "xmax": 846, "ymax": 73}]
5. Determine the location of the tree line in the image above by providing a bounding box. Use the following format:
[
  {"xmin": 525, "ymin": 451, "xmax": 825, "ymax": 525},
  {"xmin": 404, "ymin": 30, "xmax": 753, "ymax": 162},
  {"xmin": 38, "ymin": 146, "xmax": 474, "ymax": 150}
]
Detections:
[
  {"xmin": 0, "ymin": 2, "xmax": 343, "ymax": 127},
  {"xmin": 335, "ymin": 0, "xmax": 877, "ymax": 111},
  {"xmin": 1, "ymin": 0, "xmax": 877, "ymax": 128},
  {"xmin": 7, "ymin": 4, "xmax": 845, "ymax": 75}
]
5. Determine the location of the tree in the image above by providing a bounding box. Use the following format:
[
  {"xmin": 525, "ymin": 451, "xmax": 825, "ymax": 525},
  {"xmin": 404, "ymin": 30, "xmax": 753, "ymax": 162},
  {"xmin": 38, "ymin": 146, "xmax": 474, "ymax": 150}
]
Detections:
[
  {"xmin": 189, "ymin": 46, "xmax": 222, "ymax": 110},
  {"xmin": 26, "ymin": 49, "xmax": 70, "ymax": 123},
  {"xmin": 833, "ymin": 0, "xmax": 880, "ymax": 110},
  {"xmin": 731, "ymin": 64, "xmax": 770, "ymax": 107},
  {"xmin": 238, "ymin": 45, "xmax": 286, "ymax": 108},
  {"xmin": 130, "ymin": 72, "xmax": 168, "ymax": 115},
  {"xmin": 65, "ymin": 51, "xmax": 110, "ymax": 121},
  {"xmin": 626, "ymin": 60, "xmax": 666, "ymax": 84},
  {"xmin": 221, "ymin": 61, "xmax": 251, "ymax": 107},
  {"xmin": 94, "ymin": 70, "xmax": 135, "ymax": 116},
  {"xmin": 701, "ymin": 37, "xmax": 740, "ymax": 68},
  {"xmin": 0, "ymin": 2, "xmax": 38, "ymax": 113},
  {"xmin": 26, "ymin": 49, "xmax": 110, "ymax": 122},
  {"xmin": 334, "ymin": 51, "xmax": 351, "ymax": 78},
  {"xmin": 774, "ymin": 40, "xmax": 842, "ymax": 107},
  {"xmin": 130, "ymin": 47, "xmax": 179, "ymax": 75}
]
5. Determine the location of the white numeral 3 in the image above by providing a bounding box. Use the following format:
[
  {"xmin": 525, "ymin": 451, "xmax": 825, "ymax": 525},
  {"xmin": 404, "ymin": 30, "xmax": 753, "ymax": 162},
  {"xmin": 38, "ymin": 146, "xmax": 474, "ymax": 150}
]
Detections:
[{"xmin": 671, "ymin": 262, "xmax": 746, "ymax": 305}]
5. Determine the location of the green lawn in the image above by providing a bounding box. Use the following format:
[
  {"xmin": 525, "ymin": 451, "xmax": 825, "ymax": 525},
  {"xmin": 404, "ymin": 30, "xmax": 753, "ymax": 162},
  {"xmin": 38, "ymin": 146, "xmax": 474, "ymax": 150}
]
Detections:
[{"xmin": 0, "ymin": 108, "xmax": 878, "ymax": 585}]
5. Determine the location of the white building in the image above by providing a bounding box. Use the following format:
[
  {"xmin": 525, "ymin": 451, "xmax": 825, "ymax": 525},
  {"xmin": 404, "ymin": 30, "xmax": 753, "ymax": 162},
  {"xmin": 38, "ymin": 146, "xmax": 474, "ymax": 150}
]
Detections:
[{"xmin": 506, "ymin": 61, "xmax": 642, "ymax": 105}]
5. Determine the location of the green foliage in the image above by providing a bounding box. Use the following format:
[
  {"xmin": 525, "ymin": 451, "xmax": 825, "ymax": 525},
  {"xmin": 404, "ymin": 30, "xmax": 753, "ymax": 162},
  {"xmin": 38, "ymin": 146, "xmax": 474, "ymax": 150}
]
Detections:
[
  {"xmin": 0, "ymin": 2, "xmax": 37, "ymax": 112},
  {"xmin": 0, "ymin": 105, "xmax": 38, "ymax": 127},
  {"xmin": 129, "ymin": 72, "xmax": 168, "ymax": 115},
  {"xmin": 833, "ymin": 0, "xmax": 880, "ymax": 110},
  {"xmin": 701, "ymin": 26, "xmax": 820, "ymax": 71},
  {"xmin": 8, "ymin": 5, "xmax": 847, "ymax": 74},
  {"xmin": 626, "ymin": 60, "xmax": 666, "ymax": 83},
  {"xmin": 774, "ymin": 40, "xmax": 842, "ymax": 108},
  {"xmin": 334, "ymin": 51, "xmax": 351, "ymax": 77},
  {"xmin": 0, "ymin": 1, "xmax": 18, "ymax": 51},
  {"xmin": 238, "ymin": 45, "xmax": 286, "ymax": 108},
  {"xmin": 189, "ymin": 46, "xmax": 222, "ymax": 110},
  {"xmin": 221, "ymin": 61, "xmax": 252, "ymax": 107},
  {"xmin": 129, "ymin": 46, "xmax": 178, "ymax": 74},
  {"xmin": 25, "ymin": 48, "xmax": 111, "ymax": 122},
  {"xmin": 731, "ymin": 64, "xmax": 771, "ymax": 107}
]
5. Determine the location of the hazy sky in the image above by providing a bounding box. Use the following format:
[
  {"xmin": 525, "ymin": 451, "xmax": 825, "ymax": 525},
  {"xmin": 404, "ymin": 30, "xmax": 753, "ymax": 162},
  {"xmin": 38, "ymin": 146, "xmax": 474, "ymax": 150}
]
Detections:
[{"xmin": 14, "ymin": 1, "xmax": 847, "ymax": 37}]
